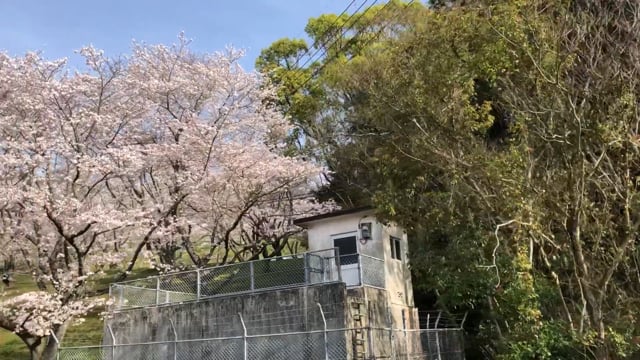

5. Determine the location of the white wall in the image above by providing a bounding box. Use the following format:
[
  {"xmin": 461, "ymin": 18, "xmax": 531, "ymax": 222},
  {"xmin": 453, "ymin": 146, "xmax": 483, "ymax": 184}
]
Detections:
[
  {"xmin": 381, "ymin": 223, "xmax": 414, "ymax": 307},
  {"xmin": 305, "ymin": 210, "xmax": 382, "ymax": 258}
]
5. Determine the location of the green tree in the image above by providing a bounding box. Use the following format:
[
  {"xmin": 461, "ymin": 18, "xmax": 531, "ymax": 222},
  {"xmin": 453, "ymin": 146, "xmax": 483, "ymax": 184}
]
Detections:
[
  {"xmin": 328, "ymin": 0, "xmax": 640, "ymax": 358},
  {"xmin": 256, "ymin": 1, "xmax": 426, "ymax": 206},
  {"xmin": 259, "ymin": 0, "xmax": 640, "ymax": 358}
]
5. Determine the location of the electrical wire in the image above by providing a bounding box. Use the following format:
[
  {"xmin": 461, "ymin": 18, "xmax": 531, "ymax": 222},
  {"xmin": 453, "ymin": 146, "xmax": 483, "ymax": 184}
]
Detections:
[
  {"xmin": 293, "ymin": 0, "xmax": 371, "ymax": 72},
  {"xmin": 286, "ymin": 0, "xmax": 414, "ymax": 102},
  {"xmin": 287, "ymin": 0, "xmax": 383, "ymax": 93}
]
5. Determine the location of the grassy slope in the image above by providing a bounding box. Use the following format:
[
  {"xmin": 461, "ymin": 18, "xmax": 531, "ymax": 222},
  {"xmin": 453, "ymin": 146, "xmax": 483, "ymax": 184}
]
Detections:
[{"xmin": 0, "ymin": 269, "xmax": 157, "ymax": 360}]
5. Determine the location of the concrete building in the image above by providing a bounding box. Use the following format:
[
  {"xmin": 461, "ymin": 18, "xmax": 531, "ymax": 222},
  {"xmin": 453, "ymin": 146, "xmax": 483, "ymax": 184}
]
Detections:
[
  {"xmin": 58, "ymin": 208, "xmax": 464, "ymax": 360},
  {"xmin": 294, "ymin": 206, "xmax": 419, "ymax": 331}
]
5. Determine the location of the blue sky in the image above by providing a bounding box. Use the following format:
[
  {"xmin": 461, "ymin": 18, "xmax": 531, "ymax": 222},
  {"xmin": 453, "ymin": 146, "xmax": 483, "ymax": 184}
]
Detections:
[{"xmin": 0, "ymin": 0, "xmax": 353, "ymax": 70}]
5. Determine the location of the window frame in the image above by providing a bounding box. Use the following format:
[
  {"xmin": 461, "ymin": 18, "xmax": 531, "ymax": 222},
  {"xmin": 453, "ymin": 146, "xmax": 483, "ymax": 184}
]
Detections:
[
  {"xmin": 389, "ymin": 236, "xmax": 402, "ymax": 261},
  {"xmin": 332, "ymin": 233, "xmax": 359, "ymax": 265}
]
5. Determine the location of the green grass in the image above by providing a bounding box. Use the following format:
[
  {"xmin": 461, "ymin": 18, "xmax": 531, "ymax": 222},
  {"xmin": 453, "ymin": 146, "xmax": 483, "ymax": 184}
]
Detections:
[
  {"xmin": 0, "ymin": 329, "xmax": 29, "ymax": 359},
  {"xmin": 62, "ymin": 308, "xmax": 106, "ymax": 346},
  {"xmin": 1, "ymin": 273, "xmax": 38, "ymax": 297},
  {"xmin": 88, "ymin": 267, "xmax": 158, "ymax": 295},
  {"xmin": 1, "ymin": 273, "xmax": 39, "ymax": 359},
  {"xmin": 199, "ymin": 256, "xmax": 306, "ymax": 295}
]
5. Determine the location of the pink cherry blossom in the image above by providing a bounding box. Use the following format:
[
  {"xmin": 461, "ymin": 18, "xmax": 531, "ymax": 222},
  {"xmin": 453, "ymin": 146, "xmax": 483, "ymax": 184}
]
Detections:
[{"xmin": 0, "ymin": 34, "xmax": 334, "ymax": 359}]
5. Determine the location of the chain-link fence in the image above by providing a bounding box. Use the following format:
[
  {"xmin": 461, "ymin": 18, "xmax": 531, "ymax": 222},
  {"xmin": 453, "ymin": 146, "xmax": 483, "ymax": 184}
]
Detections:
[
  {"xmin": 360, "ymin": 254, "xmax": 385, "ymax": 288},
  {"xmin": 59, "ymin": 301, "xmax": 465, "ymax": 360},
  {"xmin": 58, "ymin": 327, "xmax": 463, "ymax": 360},
  {"xmin": 109, "ymin": 248, "xmax": 342, "ymax": 310}
]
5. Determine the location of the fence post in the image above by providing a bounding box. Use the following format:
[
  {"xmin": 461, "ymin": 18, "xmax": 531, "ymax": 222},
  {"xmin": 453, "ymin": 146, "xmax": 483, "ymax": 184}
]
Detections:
[
  {"xmin": 169, "ymin": 319, "xmax": 178, "ymax": 360},
  {"xmin": 387, "ymin": 306, "xmax": 395, "ymax": 359},
  {"xmin": 303, "ymin": 253, "xmax": 309, "ymax": 284},
  {"xmin": 321, "ymin": 253, "xmax": 326, "ymax": 282},
  {"xmin": 358, "ymin": 255, "xmax": 364, "ymax": 286},
  {"xmin": 317, "ymin": 303, "xmax": 329, "ymax": 360},
  {"xmin": 239, "ymin": 313, "xmax": 247, "ymax": 360},
  {"xmin": 49, "ymin": 329, "xmax": 60, "ymax": 360},
  {"xmin": 118, "ymin": 285, "xmax": 124, "ymax": 309},
  {"xmin": 249, "ymin": 261, "xmax": 255, "ymax": 291},
  {"xmin": 403, "ymin": 310, "xmax": 410, "ymax": 360},
  {"xmin": 334, "ymin": 247, "xmax": 341, "ymax": 283},
  {"xmin": 196, "ymin": 269, "xmax": 201, "ymax": 301},
  {"xmin": 108, "ymin": 324, "xmax": 116, "ymax": 360},
  {"xmin": 155, "ymin": 277, "xmax": 160, "ymax": 305},
  {"xmin": 435, "ymin": 312, "xmax": 442, "ymax": 360}
]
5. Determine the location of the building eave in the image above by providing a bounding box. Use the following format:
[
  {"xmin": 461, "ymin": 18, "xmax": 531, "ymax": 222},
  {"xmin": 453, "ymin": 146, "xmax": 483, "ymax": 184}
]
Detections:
[{"xmin": 293, "ymin": 206, "xmax": 374, "ymax": 227}]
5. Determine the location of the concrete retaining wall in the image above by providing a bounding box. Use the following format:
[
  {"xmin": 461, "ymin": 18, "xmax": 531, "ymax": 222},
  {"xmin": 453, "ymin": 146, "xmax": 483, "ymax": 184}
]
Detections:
[{"xmin": 104, "ymin": 282, "xmax": 348, "ymax": 360}]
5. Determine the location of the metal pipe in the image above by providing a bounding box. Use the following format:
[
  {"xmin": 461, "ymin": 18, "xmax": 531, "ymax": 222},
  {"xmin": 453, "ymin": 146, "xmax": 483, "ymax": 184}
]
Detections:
[
  {"xmin": 108, "ymin": 324, "xmax": 116, "ymax": 360},
  {"xmin": 358, "ymin": 254, "xmax": 364, "ymax": 286},
  {"xmin": 108, "ymin": 285, "xmax": 112, "ymax": 311},
  {"xmin": 238, "ymin": 313, "xmax": 247, "ymax": 360},
  {"xmin": 335, "ymin": 247, "xmax": 342, "ymax": 283},
  {"xmin": 155, "ymin": 277, "xmax": 160, "ymax": 305},
  {"xmin": 49, "ymin": 329, "xmax": 60, "ymax": 345},
  {"xmin": 118, "ymin": 285, "xmax": 124, "ymax": 309},
  {"xmin": 317, "ymin": 303, "xmax": 329, "ymax": 360},
  {"xmin": 249, "ymin": 261, "xmax": 255, "ymax": 290},
  {"xmin": 169, "ymin": 319, "xmax": 178, "ymax": 360},
  {"xmin": 303, "ymin": 253, "xmax": 309, "ymax": 284},
  {"xmin": 460, "ymin": 311, "xmax": 468, "ymax": 328},
  {"xmin": 196, "ymin": 269, "xmax": 201, "ymax": 301}
]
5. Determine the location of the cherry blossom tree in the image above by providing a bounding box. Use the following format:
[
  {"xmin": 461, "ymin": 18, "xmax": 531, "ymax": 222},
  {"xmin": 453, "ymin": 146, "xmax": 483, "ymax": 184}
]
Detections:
[
  {"xmin": 0, "ymin": 49, "xmax": 142, "ymax": 359},
  {"xmin": 119, "ymin": 37, "xmax": 331, "ymax": 271},
  {"xmin": 0, "ymin": 35, "xmax": 330, "ymax": 360}
]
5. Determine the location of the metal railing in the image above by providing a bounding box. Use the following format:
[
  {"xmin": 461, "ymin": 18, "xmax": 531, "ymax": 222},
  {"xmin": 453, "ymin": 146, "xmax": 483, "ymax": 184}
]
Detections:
[
  {"xmin": 329, "ymin": 253, "xmax": 385, "ymax": 288},
  {"xmin": 109, "ymin": 249, "xmax": 391, "ymax": 310},
  {"xmin": 109, "ymin": 248, "xmax": 342, "ymax": 310}
]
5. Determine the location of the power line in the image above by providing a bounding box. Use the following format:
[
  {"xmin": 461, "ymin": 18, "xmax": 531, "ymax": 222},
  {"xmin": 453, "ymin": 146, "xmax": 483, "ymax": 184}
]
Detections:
[
  {"xmin": 292, "ymin": 0, "xmax": 360, "ymax": 68},
  {"xmin": 294, "ymin": 0, "xmax": 372, "ymax": 72},
  {"xmin": 266, "ymin": 0, "xmax": 360, "ymax": 85},
  {"xmin": 288, "ymin": 0, "xmax": 413, "ymax": 101},
  {"xmin": 289, "ymin": 0, "xmax": 382, "ymax": 91}
]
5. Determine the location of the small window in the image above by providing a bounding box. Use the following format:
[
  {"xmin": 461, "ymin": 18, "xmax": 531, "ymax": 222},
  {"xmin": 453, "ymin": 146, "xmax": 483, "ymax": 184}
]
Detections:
[{"xmin": 390, "ymin": 236, "xmax": 402, "ymax": 261}]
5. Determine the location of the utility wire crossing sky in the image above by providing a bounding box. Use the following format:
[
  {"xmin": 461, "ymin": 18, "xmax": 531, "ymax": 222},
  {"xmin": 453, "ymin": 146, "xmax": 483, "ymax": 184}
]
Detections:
[{"xmin": 0, "ymin": 0, "xmax": 352, "ymax": 70}]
